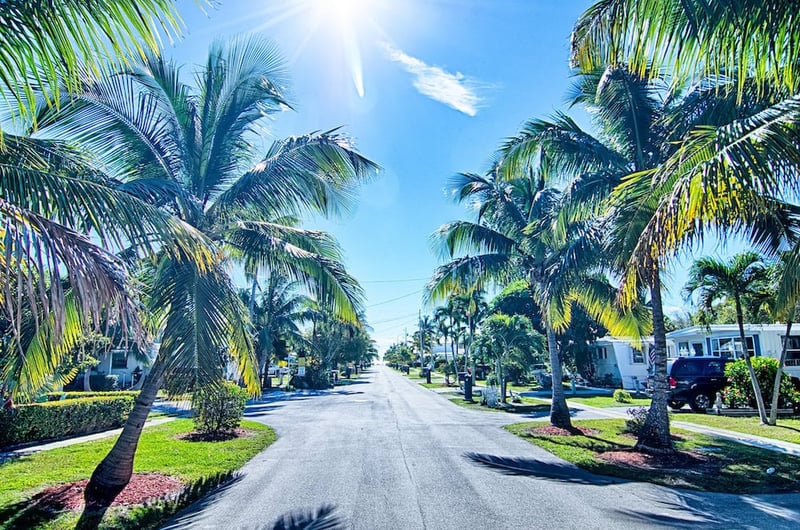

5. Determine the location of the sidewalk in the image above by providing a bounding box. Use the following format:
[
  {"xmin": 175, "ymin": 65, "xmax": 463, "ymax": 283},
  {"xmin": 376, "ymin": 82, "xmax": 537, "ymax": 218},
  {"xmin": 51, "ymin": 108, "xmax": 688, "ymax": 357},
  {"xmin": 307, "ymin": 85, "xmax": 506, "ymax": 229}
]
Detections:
[{"xmin": 564, "ymin": 400, "xmax": 800, "ymax": 456}]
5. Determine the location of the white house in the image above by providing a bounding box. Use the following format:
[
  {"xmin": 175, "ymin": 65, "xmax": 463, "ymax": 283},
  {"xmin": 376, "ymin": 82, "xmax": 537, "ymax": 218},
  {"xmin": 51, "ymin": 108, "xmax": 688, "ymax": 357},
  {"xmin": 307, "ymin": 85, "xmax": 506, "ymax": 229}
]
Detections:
[
  {"xmin": 590, "ymin": 337, "xmax": 661, "ymax": 391},
  {"xmin": 88, "ymin": 342, "xmax": 159, "ymax": 389},
  {"xmin": 591, "ymin": 323, "xmax": 800, "ymax": 389},
  {"xmin": 665, "ymin": 324, "xmax": 800, "ymax": 379}
]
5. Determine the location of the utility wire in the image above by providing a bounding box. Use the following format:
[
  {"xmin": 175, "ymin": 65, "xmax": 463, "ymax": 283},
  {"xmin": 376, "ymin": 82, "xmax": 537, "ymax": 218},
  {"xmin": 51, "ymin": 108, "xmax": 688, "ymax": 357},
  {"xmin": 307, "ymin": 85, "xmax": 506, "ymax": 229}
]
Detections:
[
  {"xmin": 360, "ymin": 277, "xmax": 429, "ymax": 284},
  {"xmin": 366, "ymin": 289, "xmax": 424, "ymax": 308}
]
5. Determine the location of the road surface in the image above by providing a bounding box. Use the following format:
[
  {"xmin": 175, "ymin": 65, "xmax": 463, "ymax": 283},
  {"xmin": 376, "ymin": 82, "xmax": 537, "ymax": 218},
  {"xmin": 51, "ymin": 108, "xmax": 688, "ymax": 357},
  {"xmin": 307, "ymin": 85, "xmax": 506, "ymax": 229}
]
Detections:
[{"xmin": 164, "ymin": 365, "xmax": 800, "ymax": 529}]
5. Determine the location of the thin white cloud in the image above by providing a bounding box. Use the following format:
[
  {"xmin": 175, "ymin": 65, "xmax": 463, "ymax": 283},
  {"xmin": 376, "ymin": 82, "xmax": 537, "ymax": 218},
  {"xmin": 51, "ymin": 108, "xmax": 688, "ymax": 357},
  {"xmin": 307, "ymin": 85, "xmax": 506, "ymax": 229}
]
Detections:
[{"xmin": 381, "ymin": 42, "xmax": 483, "ymax": 117}]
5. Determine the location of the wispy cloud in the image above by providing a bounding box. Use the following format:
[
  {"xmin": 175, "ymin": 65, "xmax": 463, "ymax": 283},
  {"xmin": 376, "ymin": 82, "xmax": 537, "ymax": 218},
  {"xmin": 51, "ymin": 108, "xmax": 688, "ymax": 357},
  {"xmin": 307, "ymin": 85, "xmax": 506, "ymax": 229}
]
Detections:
[{"xmin": 381, "ymin": 42, "xmax": 484, "ymax": 117}]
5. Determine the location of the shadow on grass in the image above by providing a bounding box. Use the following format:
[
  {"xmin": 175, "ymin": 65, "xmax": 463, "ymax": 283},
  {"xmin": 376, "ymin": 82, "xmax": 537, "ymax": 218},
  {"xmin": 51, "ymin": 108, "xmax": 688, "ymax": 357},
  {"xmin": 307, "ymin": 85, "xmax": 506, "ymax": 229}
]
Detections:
[{"xmin": 463, "ymin": 452, "xmax": 626, "ymax": 486}]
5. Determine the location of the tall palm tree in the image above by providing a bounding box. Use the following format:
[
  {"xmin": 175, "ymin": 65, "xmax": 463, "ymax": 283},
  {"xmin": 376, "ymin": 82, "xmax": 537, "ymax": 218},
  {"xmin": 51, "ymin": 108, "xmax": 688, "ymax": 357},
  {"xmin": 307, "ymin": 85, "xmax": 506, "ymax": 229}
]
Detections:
[
  {"xmin": 428, "ymin": 168, "xmax": 646, "ymax": 428},
  {"xmin": 499, "ymin": 66, "xmax": 798, "ymax": 452},
  {"xmin": 0, "ymin": 0, "xmax": 210, "ymax": 403},
  {"xmin": 683, "ymin": 252, "xmax": 771, "ymax": 423},
  {"xmin": 571, "ymin": 0, "xmax": 800, "ymax": 328},
  {"xmin": 36, "ymin": 35, "xmax": 377, "ymax": 506},
  {"xmin": 245, "ymin": 274, "xmax": 312, "ymax": 387}
]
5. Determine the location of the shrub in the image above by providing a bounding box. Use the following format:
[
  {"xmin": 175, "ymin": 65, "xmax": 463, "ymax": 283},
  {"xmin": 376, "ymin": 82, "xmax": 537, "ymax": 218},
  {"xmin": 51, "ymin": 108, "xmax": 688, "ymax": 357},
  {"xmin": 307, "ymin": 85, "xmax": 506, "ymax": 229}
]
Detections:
[
  {"xmin": 90, "ymin": 374, "xmax": 119, "ymax": 391},
  {"xmin": 723, "ymin": 357, "xmax": 795, "ymax": 409},
  {"xmin": 623, "ymin": 406, "xmax": 648, "ymax": 436},
  {"xmin": 0, "ymin": 395, "xmax": 135, "ymax": 448},
  {"xmin": 45, "ymin": 391, "xmax": 140, "ymax": 401},
  {"xmin": 192, "ymin": 382, "xmax": 248, "ymax": 435},
  {"xmin": 613, "ymin": 389, "xmax": 633, "ymax": 403}
]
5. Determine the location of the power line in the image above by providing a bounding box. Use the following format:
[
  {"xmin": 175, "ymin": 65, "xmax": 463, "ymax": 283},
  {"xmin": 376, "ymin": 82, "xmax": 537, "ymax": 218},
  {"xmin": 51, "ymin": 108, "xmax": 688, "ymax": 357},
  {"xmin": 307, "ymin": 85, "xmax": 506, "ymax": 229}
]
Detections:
[
  {"xmin": 369, "ymin": 312, "xmax": 419, "ymax": 325},
  {"xmin": 360, "ymin": 277, "xmax": 429, "ymax": 284},
  {"xmin": 366, "ymin": 289, "xmax": 424, "ymax": 308}
]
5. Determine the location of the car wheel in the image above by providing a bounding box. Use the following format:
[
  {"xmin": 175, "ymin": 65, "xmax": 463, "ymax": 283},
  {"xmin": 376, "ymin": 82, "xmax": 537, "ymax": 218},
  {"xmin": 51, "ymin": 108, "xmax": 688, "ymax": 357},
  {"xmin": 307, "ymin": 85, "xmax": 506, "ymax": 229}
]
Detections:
[
  {"xmin": 668, "ymin": 400, "xmax": 685, "ymax": 410},
  {"xmin": 690, "ymin": 393, "xmax": 712, "ymax": 412}
]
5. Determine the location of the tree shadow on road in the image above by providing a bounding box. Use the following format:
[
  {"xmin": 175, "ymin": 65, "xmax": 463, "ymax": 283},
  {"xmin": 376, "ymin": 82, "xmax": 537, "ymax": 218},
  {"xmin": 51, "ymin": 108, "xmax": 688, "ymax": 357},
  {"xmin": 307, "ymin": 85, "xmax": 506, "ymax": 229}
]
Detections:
[{"xmin": 463, "ymin": 452, "xmax": 627, "ymax": 486}]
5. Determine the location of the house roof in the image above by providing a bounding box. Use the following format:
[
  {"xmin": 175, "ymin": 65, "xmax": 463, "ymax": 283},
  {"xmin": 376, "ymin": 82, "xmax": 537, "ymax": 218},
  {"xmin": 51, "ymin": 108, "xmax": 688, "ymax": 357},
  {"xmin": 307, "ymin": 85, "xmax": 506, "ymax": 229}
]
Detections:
[{"xmin": 666, "ymin": 323, "xmax": 789, "ymax": 340}]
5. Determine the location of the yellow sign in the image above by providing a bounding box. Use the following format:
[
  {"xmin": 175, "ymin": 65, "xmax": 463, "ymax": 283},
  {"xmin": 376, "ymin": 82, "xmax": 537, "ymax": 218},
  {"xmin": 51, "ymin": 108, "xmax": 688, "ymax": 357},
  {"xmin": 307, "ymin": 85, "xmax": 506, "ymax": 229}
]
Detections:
[
  {"xmin": 279, "ymin": 360, "xmax": 288, "ymax": 368},
  {"xmin": 298, "ymin": 357, "xmax": 307, "ymax": 367}
]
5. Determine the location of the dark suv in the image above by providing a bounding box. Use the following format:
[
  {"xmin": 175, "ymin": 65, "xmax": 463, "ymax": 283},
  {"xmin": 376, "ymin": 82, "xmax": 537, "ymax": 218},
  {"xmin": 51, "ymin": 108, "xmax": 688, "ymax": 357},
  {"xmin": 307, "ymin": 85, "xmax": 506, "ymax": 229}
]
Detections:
[{"xmin": 662, "ymin": 357, "xmax": 733, "ymax": 412}]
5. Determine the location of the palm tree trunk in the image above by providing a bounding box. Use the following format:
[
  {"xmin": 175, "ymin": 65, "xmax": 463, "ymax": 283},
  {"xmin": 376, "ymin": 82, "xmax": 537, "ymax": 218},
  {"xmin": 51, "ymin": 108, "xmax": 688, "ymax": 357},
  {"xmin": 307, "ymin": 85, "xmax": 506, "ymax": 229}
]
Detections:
[
  {"xmin": 546, "ymin": 326, "xmax": 571, "ymax": 429},
  {"xmin": 634, "ymin": 274, "xmax": 674, "ymax": 454},
  {"xmin": 83, "ymin": 360, "xmax": 166, "ymax": 509},
  {"xmin": 734, "ymin": 297, "xmax": 768, "ymax": 423},
  {"xmin": 83, "ymin": 367, "xmax": 92, "ymax": 392},
  {"xmin": 769, "ymin": 316, "xmax": 794, "ymax": 425}
]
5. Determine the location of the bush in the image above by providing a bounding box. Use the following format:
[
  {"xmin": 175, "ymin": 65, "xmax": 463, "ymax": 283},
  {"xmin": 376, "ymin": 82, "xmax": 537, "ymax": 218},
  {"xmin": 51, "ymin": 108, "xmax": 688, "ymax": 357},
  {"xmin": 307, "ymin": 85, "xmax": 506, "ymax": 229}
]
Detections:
[
  {"xmin": 613, "ymin": 389, "xmax": 633, "ymax": 403},
  {"xmin": 90, "ymin": 374, "xmax": 120, "ymax": 391},
  {"xmin": 0, "ymin": 395, "xmax": 135, "ymax": 448},
  {"xmin": 623, "ymin": 406, "xmax": 648, "ymax": 436},
  {"xmin": 192, "ymin": 382, "xmax": 248, "ymax": 435},
  {"xmin": 723, "ymin": 357, "xmax": 795, "ymax": 409},
  {"xmin": 45, "ymin": 390, "xmax": 140, "ymax": 401}
]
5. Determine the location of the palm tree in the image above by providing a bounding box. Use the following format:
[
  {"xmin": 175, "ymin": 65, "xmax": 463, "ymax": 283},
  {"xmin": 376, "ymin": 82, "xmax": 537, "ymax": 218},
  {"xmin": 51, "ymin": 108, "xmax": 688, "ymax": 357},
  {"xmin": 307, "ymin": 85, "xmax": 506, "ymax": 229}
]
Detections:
[
  {"xmin": 0, "ymin": 0, "xmax": 209, "ymax": 404},
  {"xmin": 499, "ymin": 65, "xmax": 799, "ymax": 452},
  {"xmin": 571, "ymin": 0, "xmax": 800, "ymax": 329},
  {"xmin": 35, "ymin": 35, "xmax": 377, "ymax": 506},
  {"xmin": 245, "ymin": 274, "xmax": 312, "ymax": 387},
  {"xmin": 428, "ymin": 168, "xmax": 645, "ymax": 428},
  {"xmin": 434, "ymin": 305, "xmax": 457, "ymax": 384},
  {"xmin": 683, "ymin": 252, "xmax": 771, "ymax": 423},
  {"xmin": 478, "ymin": 313, "xmax": 539, "ymax": 403}
]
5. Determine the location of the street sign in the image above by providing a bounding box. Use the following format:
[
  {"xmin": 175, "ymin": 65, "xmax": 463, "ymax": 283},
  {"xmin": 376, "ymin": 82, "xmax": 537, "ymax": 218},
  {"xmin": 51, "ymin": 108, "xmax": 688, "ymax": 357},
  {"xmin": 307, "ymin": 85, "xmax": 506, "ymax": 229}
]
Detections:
[
  {"xmin": 298, "ymin": 366, "xmax": 306, "ymax": 377},
  {"xmin": 298, "ymin": 357, "xmax": 306, "ymax": 367}
]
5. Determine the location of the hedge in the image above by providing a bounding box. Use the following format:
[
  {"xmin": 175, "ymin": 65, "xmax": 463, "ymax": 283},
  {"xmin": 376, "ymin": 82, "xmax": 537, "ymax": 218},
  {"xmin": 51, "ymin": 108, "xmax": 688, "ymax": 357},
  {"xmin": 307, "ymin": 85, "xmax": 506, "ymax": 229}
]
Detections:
[
  {"xmin": 0, "ymin": 395, "xmax": 136, "ymax": 449},
  {"xmin": 44, "ymin": 391, "xmax": 140, "ymax": 401}
]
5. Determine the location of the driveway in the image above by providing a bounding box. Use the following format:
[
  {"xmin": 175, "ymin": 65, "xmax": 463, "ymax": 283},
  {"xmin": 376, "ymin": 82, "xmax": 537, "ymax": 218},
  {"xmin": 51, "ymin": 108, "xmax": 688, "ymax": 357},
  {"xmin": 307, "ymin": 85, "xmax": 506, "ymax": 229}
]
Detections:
[{"xmin": 163, "ymin": 365, "xmax": 800, "ymax": 529}]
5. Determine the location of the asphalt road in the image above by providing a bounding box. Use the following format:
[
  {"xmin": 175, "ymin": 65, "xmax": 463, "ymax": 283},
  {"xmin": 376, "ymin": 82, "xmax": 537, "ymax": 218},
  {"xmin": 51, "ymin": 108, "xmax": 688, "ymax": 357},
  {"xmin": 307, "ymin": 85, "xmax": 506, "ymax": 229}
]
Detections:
[{"xmin": 163, "ymin": 365, "xmax": 800, "ymax": 529}]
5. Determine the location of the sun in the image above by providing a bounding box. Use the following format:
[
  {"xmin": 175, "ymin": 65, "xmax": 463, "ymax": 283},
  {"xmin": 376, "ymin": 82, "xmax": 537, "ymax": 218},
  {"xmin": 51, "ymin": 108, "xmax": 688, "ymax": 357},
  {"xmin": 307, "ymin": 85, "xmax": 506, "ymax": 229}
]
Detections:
[{"xmin": 305, "ymin": 0, "xmax": 377, "ymax": 98}]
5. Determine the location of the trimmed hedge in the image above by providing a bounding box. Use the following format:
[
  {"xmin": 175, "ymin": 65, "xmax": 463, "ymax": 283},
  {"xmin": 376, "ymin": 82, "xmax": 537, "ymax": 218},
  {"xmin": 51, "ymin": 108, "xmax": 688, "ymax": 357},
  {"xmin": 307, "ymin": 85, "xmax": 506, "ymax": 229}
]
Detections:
[
  {"xmin": 0, "ymin": 395, "xmax": 135, "ymax": 449},
  {"xmin": 44, "ymin": 391, "xmax": 140, "ymax": 401}
]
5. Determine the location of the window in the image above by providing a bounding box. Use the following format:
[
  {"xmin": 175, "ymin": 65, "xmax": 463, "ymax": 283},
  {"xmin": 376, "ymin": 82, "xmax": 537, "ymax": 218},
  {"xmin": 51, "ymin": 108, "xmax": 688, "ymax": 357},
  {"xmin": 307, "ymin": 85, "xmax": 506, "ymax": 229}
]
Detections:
[
  {"xmin": 691, "ymin": 343, "xmax": 705, "ymax": 356},
  {"xmin": 631, "ymin": 349, "xmax": 645, "ymax": 364},
  {"xmin": 678, "ymin": 342, "xmax": 690, "ymax": 356},
  {"xmin": 672, "ymin": 360, "xmax": 702, "ymax": 376},
  {"xmin": 706, "ymin": 360, "xmax": 726, "ymax": 376},
  {"xmin": 111, "ymin": 349, "xmax": 128, "ymax": 369},
  {"xmin": 710, "ymin": 336, "xmax": 755, "ymax": 358},
  {"xmin": 782, "ymin": 336, "xmax": 800, "ymax": 366},
  {"xmin": 596, "ymin": 347, "xmax": 608, "ymax": 360}
]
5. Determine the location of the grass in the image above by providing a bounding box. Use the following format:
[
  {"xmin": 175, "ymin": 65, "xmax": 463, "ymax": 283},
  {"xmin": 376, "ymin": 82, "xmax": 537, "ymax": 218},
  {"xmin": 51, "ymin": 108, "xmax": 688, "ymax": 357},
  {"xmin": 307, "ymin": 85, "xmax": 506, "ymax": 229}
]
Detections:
[
  {"xmin": 671, "ymin": 414, "xmax": 800, "ymax": 445},
  {"xmin": 567, "ymin": 396, "xmax": 652, "ymax": 408},
  {"xmin": 448, "ymin": 396, "xmax": 550, "ymax": 415},
  {"xmin": 0, "ymin": 419, "xmax": 276, "ymax": 529},
  {"xmin": 505, "ymin": 418, "xmax": 800, "ymax": 493}
]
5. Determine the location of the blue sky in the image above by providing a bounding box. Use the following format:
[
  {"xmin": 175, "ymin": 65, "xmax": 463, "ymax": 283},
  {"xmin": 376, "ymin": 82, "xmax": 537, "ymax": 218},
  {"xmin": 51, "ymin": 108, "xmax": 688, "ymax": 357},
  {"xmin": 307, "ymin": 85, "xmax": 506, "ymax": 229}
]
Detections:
[{"xmin": 170, "ymin": 0, "xmax": 741, "ymax": 351}]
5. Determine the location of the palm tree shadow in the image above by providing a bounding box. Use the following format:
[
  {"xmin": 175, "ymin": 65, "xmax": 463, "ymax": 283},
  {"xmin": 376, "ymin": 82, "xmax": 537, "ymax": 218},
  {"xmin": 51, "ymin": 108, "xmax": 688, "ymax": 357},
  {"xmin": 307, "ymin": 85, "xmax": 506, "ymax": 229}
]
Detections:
[
  {"xmin": 262, "ymin": 504, "xmax": 345, "ymax": 530},
  {"xmin": 463, "ymin": 452, "xmax": 627, "ymax": 486}
]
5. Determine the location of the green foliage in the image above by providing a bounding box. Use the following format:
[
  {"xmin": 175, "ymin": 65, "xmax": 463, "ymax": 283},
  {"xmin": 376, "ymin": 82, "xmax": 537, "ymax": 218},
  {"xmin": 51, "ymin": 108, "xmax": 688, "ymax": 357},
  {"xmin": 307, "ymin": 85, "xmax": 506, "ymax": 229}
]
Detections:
[
  {"xmin": 723, "ymin": 358, "xmax": 796, "ymax": 409},
  {"xmin": 623, "ymin": 406, "xmax": 648, "ymax": 436},
  {"xmin": 191, "ymin": 382, "xmax": 248, "ymax": 435},
  {"xmin": 0, "ymin": 395, "xmax": 135, "ymax": 448},
  {"xmin": 45, "ymin": 391, "xmax": 140, "ymax": 401},
  {"xmin": 613, "ymin": 389, "xmax": 633, "ymax": 403}
]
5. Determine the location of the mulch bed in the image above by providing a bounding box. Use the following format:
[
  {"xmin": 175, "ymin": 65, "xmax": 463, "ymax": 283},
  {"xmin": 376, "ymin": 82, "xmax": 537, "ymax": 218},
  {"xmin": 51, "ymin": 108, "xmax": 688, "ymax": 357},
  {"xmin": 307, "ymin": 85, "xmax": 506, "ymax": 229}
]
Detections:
[
  {"xmin": 31, "ymin": 473, "xmax": 183, "ymax": 512},
  {"xmin": 597, "ymin": 449, "xmax": 725, "ymax": 474},
  {"xmin": 176, "ymin": 428, "xmax": 250, "ymax": 442},
  {"xmin": 530, "ymin": 425, "xmax": 599, "ymax": 436}
]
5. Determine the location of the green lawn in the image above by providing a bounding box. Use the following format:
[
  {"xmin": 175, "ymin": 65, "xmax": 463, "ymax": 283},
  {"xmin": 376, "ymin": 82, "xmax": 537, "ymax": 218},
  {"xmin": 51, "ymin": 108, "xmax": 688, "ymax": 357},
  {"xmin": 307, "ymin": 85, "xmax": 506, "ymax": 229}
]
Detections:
[
  {"xmin": 506, "ymin": 418, "xmax": 800, "ymax": 493},
  {"xmin": 448, "ymin": 396, "xmax": 550, "ymax": 414},
  {"xmin": 567, "ymin": 396, "xmax": 651, "ymax": 408},
  {"xmin": 672, "ymin": 414, "xmax": 800, "ymax": 445},
  {"xmin": 0, "ymin": 419, "xmax": 276, "ymax": 529}
]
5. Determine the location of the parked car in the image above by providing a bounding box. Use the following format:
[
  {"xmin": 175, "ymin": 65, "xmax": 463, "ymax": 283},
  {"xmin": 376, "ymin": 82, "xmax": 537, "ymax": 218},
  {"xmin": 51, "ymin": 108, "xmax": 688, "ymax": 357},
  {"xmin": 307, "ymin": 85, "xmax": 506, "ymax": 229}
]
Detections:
[{"xmin": 650, "ymin": 357, "xmax": 733, "ymax": 412}]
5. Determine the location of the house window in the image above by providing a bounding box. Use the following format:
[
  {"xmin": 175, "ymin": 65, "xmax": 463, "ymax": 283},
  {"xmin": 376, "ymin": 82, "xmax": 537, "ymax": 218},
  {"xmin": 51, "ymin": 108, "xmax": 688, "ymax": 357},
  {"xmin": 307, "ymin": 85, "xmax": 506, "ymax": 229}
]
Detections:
[
  {"xmin": 631, "ymin": 349, "xmax": 644, "ymax": 364},
  {"xmin": 596, "ymin": 347, "xmax": 608, "ymax": 360},
  {"xmin": 111, "ymin": 349, "xmax": 128, "ymax": 369},
  {"xmin": 710, "ymin": 337, "xmax": 755, "ymax": 358},
  {"xmin": 678, "ymin": 342, "xmax": 690, "ymax": 356},
  {"xmin": 782, "ymin": 336, "xmax": 800, "ymax": 366},
  {"xmin": 691, "ymin": 343, "xmax": 704, "ymax": 356}
]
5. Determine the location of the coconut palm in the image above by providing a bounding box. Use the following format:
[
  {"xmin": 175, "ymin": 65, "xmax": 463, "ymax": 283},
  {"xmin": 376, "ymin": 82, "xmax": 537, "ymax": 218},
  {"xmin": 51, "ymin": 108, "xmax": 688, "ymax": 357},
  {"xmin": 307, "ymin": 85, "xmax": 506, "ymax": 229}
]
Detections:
[
  {"xmin": 0, "ymin": 1, "xmax": 212, "ymax": 404},
  {"xmin": 34, "ymin": 35, "xmax": 377, "ymax": 506},
  {"xmin": 477, "ymin": 313, "xmax": 540, "ymax": 403},
  {"xmin": 683, "ymin": 252, "xmax": 772, "ymax": 422},
  {"xmin": 428, "ymin": 168, "xmax": 646, "ymax": 428},
  {"xmin": 571, "ymin": 0, "xmax": 800, "ymax": 322},
  {"xmin": 499, "ymin": 66, "xmax": 799, "ymax": 451}
]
